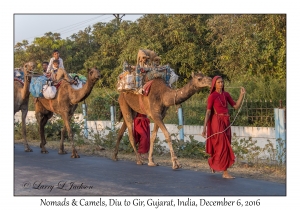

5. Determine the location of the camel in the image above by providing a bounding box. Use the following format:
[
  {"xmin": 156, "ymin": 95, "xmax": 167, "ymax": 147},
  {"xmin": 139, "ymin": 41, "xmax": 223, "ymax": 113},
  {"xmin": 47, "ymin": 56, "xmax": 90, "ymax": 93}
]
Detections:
[
  {"xmin": 14, "ymin": 62, "xmax": 36, "ymax": 152},
  {"xmin": 113, "ymin": 72, "xmax": 212, "ymax": 169},
  {"xmin": 34, "ymin": 67, "xmax": 100, "ymax": 158}
]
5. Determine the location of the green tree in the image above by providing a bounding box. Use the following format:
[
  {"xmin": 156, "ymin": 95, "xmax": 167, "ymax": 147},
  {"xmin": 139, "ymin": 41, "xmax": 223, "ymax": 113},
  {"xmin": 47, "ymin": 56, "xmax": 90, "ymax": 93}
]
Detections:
[
  {"xmin": 67, "ymin": 26, "xmax": 99, "ymax": 73},
  {"xmin": 206, "ymin": 14, "xmax": 286, "ymax": 80},
  {"xmin": 14, "ymin": 40, "xmax": 30, "ymax": 68}
]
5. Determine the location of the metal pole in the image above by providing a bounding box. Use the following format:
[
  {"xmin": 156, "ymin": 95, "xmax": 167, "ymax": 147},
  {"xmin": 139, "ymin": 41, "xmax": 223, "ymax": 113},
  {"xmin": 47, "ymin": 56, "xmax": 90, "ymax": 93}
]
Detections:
[
  {"xmin": 177, "ymin": 105, "xmax": 184, "ymax": 140},
  {"xmin": 82, "ymin": 102, "xmax": 88, "ymax": 139},
  {"xmin": 274, "ymin": 107, "xmax": 286, "ymax": 163},
  {"xmin": 110, "ymin": 101, "xmax": 115, "ymax": 131}
]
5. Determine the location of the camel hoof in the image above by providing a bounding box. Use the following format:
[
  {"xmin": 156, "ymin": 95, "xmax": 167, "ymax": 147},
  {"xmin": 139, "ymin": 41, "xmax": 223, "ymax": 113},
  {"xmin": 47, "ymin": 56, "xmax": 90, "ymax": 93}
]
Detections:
[
  {"xmin": 58, "ymin": 150, "xmax": 67, "ymax": 154},
  {"xmin": 172, "ymin": 164, "xmax": 182, "ymax": 170},
  {"xmin": 112, "ymin": 157, "xmax": 118, "ymax": 161},
  {"xmin": 25, "ymin": 148, "xmax": 33, "ymax": 152},
  {"xmin": 148, "ymin": 162, "xmax": 158, "ymax": 167},
  {"xmin": 137, "ymin": 161, "xmax": 143, "ymax": 165},
  {"xmin": 172, "ymin": 166, "xmax": 179, "ymax": 170},
  {"xmin": 41, "ymin": 150, "xmax": 49, "ymax": 154},
  {"xmin": 71, "ymin": 154, "xmax": 80, "ymax": 158}
]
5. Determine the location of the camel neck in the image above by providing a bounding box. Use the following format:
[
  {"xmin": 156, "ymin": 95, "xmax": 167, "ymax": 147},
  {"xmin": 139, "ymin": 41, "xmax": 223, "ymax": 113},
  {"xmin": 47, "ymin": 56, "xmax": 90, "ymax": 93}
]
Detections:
[
  {"xmin": 21, "ymin": 74, "xmax": 31, "ymax": 100},
  {"xmin": 165, "ymin": 81, "xmax": 198, "ymax": 107},
  {"xmin": 69, "ymin": 77, "xmax": 95, "ymax": 104}
]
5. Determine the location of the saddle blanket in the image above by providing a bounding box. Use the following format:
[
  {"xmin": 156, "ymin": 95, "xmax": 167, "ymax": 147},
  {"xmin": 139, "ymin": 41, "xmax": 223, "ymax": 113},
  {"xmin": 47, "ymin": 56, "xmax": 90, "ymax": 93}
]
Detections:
[{"xmin": 29, "ymin": 75, "xmax": 48, "ymax": 98}]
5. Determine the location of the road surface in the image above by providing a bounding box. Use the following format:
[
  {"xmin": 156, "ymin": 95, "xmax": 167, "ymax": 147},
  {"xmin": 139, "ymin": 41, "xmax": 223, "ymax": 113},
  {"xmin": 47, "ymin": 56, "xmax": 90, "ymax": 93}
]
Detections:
[{"xmin": 14, "ymin": 143, "xmax": 285, "ymax": 196}]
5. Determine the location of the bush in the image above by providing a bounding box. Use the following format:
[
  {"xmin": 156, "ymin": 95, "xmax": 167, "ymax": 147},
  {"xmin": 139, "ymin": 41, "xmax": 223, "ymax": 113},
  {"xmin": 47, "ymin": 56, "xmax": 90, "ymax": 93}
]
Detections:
[
  {"xmin": 231, "ymin": 135, "xmax": 262, "ymax": 164},
  {"xmin": 14, "ymin": 121, "xmax": 40, "ymax": 140},
  {"xmin": 171, "ymin": 134, "xmax": 209, "ymax": 159}
]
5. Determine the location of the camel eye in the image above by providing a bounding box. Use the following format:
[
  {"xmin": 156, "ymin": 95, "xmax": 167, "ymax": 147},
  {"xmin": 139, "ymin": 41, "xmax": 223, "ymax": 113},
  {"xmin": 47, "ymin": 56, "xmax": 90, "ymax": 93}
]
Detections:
[{"xmin": 197, "ymin": 77, "xmax": 202, "ymax": 81}]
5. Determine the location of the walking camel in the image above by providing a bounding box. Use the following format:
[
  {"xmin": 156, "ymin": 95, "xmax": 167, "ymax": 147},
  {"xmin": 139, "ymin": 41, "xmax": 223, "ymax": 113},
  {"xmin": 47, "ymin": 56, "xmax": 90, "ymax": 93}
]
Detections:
[
  {"xmin": 14, "ymin": 62, "xmax": 36, "ymax": 152},
  {"xmin": 113, "ymin": 72, "xmax": 212, "ymax": 169},
  {"xmin": 34, "ymin": 67, "xmax": 100, "ymax": 158}
]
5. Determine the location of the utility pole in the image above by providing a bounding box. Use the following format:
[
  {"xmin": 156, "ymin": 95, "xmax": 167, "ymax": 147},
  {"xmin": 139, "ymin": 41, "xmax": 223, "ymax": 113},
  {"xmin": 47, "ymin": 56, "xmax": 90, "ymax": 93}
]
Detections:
[{"xmin": 113, "ymin": 14, "xmax": 125, "ymax": 26}]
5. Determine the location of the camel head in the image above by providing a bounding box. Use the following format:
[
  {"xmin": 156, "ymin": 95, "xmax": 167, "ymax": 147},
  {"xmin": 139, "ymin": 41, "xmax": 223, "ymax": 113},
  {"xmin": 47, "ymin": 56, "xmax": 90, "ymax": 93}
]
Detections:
[
  {"xmin": 190, "ymin": 72, "xmax": 212, "ymax": 90},
  {"xmin": 23, "ymin": 61, "xmax": 36, "ymax": 82},
  {"xmin": 87, "ymin": 67, "xmax": 101, "ymax": 83},
  {"xmin": 23, "ymin": 61, "xmax": 36, "ymax": 75}
]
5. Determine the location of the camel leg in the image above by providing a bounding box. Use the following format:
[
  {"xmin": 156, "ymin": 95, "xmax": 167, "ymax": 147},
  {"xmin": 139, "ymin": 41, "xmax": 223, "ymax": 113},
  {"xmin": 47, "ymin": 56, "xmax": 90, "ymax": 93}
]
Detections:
[
  {"xmin": 126, "ymin": 119, "xmax": 142, "ymax": 165},
  {"xmin": 118, "ymin": 94, "xmax": 142, "ymax": 165},
  {"xmin": 148, "ymin": 123, "xmax": 159, "ymax": 166},
  {"xmin": 58, "ymin": 125, "xmax": 67, "ymax": 154},
  {"xmin": 36, "ymin": 112, "xmax": 50, "ymax": 154},
  {"xmin": 148, "ymin": 108, "xmax": 167, "ymax": 166},
  {"xmin": 153, "ymin": 117, "xmax": 181, "ymax": 169},
  {"xmin": 21, "ymin": 108, "xmax": 32, "ymax": 152},
  {"xmin": 61, "ymin": 114, "xmax": 79, "ymax": 158},
  {"xmin": 112, "ymin": 122, "xmax": 127, "ymax": 161}
]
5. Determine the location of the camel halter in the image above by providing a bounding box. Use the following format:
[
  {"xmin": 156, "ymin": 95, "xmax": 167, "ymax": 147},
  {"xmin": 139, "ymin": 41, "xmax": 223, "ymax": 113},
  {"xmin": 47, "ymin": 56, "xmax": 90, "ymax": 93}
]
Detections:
[{"xmin": 204, "ymin": 92, "xmax": 246, "ymax": 140}]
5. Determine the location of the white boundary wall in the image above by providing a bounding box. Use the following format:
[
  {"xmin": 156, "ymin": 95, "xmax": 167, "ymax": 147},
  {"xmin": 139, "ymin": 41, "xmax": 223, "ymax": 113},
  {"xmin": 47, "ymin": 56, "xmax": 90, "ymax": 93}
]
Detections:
[{"xmin": 15, "ymin": 111, "xmax": 276, "ymax": 149}]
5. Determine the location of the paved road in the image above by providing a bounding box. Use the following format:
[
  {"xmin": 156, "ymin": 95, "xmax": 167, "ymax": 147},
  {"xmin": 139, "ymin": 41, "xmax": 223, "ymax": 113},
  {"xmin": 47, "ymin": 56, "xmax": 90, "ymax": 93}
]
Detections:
[{"xmin": 14, "ymin": 143, "xmax": 286, "ymax": 196}]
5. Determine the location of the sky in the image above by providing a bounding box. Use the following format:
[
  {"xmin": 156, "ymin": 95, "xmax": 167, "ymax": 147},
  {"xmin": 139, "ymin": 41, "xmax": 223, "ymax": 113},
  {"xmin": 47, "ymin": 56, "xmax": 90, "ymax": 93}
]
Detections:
[
  {"xmin": 14, "ymin": 14, "xmax": 143, "ymax": 44},
  {"xmin": 4, "ymin": 0, "xmax": 300, "ymax": 208}
]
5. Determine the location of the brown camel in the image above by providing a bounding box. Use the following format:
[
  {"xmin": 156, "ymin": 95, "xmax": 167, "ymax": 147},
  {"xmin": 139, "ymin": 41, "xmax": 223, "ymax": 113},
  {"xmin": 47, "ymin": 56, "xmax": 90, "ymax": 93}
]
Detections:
[
  {"xmin": 34, "ymin": 67, "xmax": 100, "ymax": 158},
  {"xmin": 14, "ymin": 62, "xmax": 36, "ymax": 152},
  {"xmin": 113, "ymin": 72, "xmax": 212, "ymax": 169}
]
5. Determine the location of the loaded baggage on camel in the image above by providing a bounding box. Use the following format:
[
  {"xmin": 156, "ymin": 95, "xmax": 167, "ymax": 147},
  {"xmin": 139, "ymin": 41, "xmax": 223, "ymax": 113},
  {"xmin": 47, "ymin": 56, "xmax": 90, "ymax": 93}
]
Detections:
[
  {"xmin": 117, "ymin": 61, "xmax": 179, "ymax": 94},
  {"xmin": 117, "ymin": 49, "xmax": 179, "ymax": 94},
  {"xmin": 29, "ymin": 70, "xmax": 87, "ymax": 99}
]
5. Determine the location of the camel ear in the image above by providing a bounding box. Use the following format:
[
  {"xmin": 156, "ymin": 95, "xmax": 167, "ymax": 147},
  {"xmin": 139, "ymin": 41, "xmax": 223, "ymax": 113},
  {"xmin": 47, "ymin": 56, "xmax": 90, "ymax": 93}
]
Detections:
[{"xmin": 191, "ymin": 71, "xmax": 194, "ymax": 78}]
